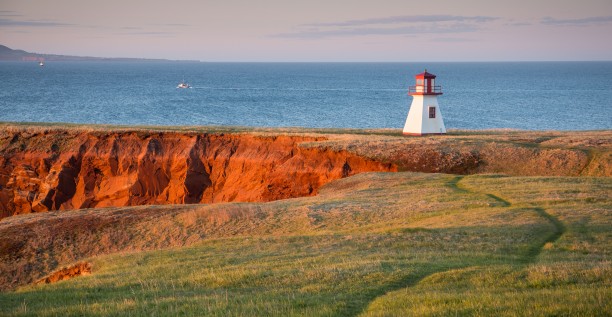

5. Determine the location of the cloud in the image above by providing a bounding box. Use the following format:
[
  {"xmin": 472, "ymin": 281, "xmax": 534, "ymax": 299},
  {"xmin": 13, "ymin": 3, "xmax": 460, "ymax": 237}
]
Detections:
[
  {"xmin": 273, "ymin": 24, "xmax": 482, "ymax": 39},
  {"xmin": 272, "ymin": 14, "xmax": 497, "ymax": 39},
  {"xmin": 304, "ymin": 15, "xmax": 498, "ymax": 27},
  {"xmin": 118, "ymin": 31, "xmax": 176, "ymax": 37},
  {"xmin": 430, "ymin": 37, "xmax": 478, "ymax": 42},
  {"xmin": 0, "ymin": 18, "xmax": 73, "ymax": 27},
  {"xmin": 157, "ymin": 23, "xmax": 191, "ymax": 27},
  {"xmin": 129, "ymin": 31, "xmax": 173, "ymax": 35},
  {"xmin": 0, "ymin": 10, "xmax": 22, "ymax": 17},
  {"xmin": 5, "ymin": 30, "xmax": 30, "ymax": 34},
  {"xmin": 504, "ymin": 19, "xmax": 532, "ymax": 27},
  {"xmin": 542, "ymin": 16, "xmax": 612, "ymax": 25}
]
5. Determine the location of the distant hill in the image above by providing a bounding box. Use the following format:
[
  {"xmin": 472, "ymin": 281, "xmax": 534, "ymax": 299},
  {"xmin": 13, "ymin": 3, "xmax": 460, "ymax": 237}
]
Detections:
[{"xmin": 0, "ymin": 44, "xmax": 198, "ymax": 62}]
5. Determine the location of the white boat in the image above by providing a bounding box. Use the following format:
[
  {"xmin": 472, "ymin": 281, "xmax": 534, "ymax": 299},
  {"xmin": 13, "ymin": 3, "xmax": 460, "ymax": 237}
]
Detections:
[
  {"xmin": 39, "ymin": 60, "xmax": 44, "ymax": 67},
  {"xmin": 177, "ymin": 81, "xmax": 190, "ymax": 89}
]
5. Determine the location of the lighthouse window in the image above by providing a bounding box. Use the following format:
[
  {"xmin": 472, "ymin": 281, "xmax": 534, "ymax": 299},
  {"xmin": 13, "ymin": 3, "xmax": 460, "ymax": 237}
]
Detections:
[
  {"xmin": 429, "ymin": 107, "xmax": 436, "ymax": 118},
  {"xmin": 416, "ymin": 79, "xmax": 424, "ymax": 85}
]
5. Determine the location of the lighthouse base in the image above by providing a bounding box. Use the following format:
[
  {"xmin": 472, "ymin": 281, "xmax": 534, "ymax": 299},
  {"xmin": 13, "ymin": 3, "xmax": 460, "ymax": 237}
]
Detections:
[
  {"xmin": 402, "ymin": 132, "xmax": 445, "ymax": 136},
  {"xmin": 403, "ymin": 95, "xmax": 447, "ymax": 135}
]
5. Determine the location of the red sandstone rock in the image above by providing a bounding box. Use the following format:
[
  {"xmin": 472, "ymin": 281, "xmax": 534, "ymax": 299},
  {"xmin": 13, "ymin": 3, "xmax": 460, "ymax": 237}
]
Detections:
[
  {"xmin": 36, "ymin": 262, "xmax": 92, "ymax": 284},
  {"xmin": 0, "ymin": 131, "xmax": 394, "ymax": 218}
]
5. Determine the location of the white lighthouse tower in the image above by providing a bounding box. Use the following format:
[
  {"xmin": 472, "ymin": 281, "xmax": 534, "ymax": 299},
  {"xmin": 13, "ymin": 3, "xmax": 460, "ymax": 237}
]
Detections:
[{"xmin": 403, "ymin": 70, "xmax": 446, "ymax": 135}]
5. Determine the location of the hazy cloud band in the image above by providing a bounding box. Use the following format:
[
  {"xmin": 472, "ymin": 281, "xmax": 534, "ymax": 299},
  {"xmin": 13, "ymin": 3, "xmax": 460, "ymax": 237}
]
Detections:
[
  {"xmin": 304, "ymin": 15, "xmax": 498, "ymax": 27},
  {"xmin": 542, "ymin": 16, "xmax": 612, "ymax": 25}
]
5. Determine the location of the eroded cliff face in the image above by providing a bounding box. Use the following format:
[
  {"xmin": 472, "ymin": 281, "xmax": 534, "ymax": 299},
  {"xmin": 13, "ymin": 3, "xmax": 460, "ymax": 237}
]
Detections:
[{"xmin": 0, "ymin": 131, "xmax": 394, "ymax": 218}]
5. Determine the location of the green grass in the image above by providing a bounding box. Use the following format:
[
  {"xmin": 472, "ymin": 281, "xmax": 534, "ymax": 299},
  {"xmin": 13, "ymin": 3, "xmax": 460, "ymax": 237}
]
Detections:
[
  {"xmin": 0, "ymin": 173, "xmax": 610, "ymax": 316},
  {"xmin": 0, "ymin": 121, "xmax": 402, "ymax": 136}
]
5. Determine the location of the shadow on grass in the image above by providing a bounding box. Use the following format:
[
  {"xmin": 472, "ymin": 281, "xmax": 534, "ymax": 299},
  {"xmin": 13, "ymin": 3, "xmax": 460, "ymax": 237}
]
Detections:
[
  {"xmin": 447, "ymin": 176, "xmax": 511, "ymax": 208},
  {"xmin": 345, "ymin": 266, "xmax": 465, "ymax": 317},
  {"xmin": 446, "ymin": 176, "xmax": 467, "ymax": 193},
  {"xmin": 485, "ymin": 193, "xmax": 511, "ymax": 207},
  {"xmin": 524, "ymin": 207, "xmax": 567, "ymax": 263},
  {"xmin": 447, "ymin": 176, "xmax": 566, "ymax": 264}
]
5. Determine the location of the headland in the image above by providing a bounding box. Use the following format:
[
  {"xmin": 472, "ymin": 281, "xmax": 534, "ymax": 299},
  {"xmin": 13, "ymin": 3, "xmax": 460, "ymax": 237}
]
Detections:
[{"xmin": 0, "ymin": 122, "xmax": 610, "ymax": 315}]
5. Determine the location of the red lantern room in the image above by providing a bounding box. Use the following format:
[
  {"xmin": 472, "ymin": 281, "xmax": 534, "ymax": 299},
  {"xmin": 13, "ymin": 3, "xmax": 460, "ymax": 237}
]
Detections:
[{"xmin": 408, "ymin": 69, "xmax": 442, "ymax": 96}]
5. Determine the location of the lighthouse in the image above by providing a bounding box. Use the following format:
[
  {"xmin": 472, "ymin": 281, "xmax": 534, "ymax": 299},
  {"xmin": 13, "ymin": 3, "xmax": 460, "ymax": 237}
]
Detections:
[{"xmin": 403, "ymin": 70, "xmax": 446, "ymax": 135}]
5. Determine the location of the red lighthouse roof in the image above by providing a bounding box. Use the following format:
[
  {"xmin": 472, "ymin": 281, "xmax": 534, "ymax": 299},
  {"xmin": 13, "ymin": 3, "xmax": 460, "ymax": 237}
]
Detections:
[
  {"xmin": 408, "ymin": 69, "xmax": 442, "ymax": 96},
  {"xmin": 415, "ymin": 70, "xmax": 436, "ymax": 79}
]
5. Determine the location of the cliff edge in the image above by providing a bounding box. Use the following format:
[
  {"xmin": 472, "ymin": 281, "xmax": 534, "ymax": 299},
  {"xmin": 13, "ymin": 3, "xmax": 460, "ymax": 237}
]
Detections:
[
  {"xmin": 0, "ymin": 128, "xmax": 395, "ymax": 218},
  {"xmin": 0, "ymin": 124, "xmax": 610, "ymax": 219}
]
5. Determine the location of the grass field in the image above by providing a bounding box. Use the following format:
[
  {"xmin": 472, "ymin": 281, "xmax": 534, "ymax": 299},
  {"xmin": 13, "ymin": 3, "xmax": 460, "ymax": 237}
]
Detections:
[{"xmin": 0, "ymin": 172, "xmax": 610, "ymax": 316}]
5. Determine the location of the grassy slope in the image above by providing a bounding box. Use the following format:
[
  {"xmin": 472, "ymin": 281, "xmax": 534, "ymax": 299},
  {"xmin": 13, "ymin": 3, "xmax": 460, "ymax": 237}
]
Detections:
[{"xmin": 0, "ymin": 172, "xmax": 610, "ymax": 316}]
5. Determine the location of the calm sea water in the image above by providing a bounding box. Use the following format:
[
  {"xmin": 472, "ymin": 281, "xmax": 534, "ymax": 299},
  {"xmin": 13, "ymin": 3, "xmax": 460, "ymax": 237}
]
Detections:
[{"xmin": 1, "ymin": 62, "xmax": 610, "ymax": 130}]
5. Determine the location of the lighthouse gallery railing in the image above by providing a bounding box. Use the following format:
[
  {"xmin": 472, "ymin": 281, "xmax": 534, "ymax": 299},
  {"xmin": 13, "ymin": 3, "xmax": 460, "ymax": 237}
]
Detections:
[{"xmin": 408, "ymin": 85, "xmax": 442, "ymax": 94}]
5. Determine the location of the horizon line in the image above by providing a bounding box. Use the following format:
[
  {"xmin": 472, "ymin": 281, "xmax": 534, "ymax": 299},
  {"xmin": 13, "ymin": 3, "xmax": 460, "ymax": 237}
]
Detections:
[
  {"xmin": 5, "ymin": 59, "xmax": 612, "ymax": 63},
  {"xmin": 3, "ymin": 44, "xmax": 611, "ymax": 63}
]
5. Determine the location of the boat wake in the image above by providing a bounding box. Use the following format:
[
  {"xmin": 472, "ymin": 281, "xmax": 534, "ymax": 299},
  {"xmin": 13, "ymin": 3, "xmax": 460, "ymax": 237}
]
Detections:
[{"xmin": 190, "ymin": 86, "xmax": 403, "ymax": 92}]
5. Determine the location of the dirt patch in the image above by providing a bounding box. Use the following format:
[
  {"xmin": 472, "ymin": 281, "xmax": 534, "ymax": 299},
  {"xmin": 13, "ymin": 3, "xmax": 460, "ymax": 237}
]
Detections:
[{"xmin": 35, "ymin": 262, "xmax": 92, "ymax": 285}]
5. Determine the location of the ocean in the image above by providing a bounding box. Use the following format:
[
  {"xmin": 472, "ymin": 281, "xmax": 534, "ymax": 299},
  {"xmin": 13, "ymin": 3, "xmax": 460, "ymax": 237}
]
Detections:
[{"xmin": 1, "ymin": 61, "xmax": 610, "ymax": 130}]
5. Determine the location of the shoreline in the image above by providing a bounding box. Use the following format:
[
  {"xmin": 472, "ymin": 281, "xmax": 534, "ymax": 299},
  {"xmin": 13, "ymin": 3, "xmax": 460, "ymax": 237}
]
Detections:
[{"xmin": 1, "ymin": 121, "xmax": 610, "ymax": 135}]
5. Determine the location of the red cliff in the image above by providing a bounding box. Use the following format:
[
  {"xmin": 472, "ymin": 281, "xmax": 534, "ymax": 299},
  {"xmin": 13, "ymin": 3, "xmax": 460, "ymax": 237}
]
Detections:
[{"xmin": 0, "ymin": 130, "xmax": 395, "ymax": 218}]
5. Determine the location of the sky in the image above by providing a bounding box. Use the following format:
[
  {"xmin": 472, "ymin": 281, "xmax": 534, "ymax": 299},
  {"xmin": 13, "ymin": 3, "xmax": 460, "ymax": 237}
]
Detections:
[{"xmin": 1, "ymin": 0, "xmax": 612, "ymax": 61}]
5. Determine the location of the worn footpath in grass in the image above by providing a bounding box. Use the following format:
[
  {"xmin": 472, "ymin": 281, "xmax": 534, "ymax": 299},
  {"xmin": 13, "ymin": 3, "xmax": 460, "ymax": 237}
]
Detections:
[
  {"xmin": 361, "ymin": 175, "xmax": 611, "ymax": 316},
  {"xmin": 0, "ymin": 172, "xmax": 610, "ymax": 316}
]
